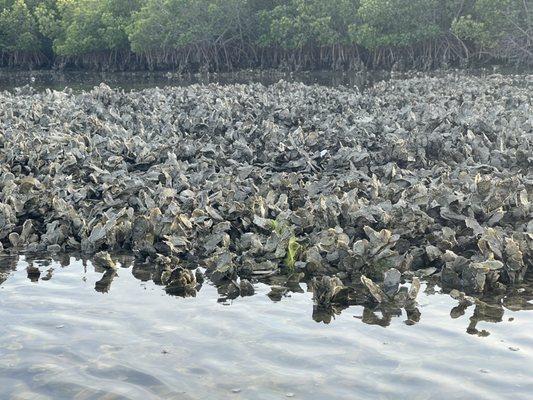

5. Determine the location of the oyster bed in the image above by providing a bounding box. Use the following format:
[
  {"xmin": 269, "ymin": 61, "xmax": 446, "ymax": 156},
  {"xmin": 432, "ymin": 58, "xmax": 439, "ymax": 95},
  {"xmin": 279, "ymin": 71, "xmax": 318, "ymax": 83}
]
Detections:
[{"xmin": 0, "ymin": 73, "xmax": 532, "ymax": 309}]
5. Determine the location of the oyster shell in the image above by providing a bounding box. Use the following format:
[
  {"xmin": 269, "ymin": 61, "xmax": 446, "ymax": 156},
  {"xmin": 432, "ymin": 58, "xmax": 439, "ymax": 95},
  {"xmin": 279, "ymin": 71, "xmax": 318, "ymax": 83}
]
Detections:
[{"xmin": 0, "ymin": 73, "xmax": 529, "ymax": 301}]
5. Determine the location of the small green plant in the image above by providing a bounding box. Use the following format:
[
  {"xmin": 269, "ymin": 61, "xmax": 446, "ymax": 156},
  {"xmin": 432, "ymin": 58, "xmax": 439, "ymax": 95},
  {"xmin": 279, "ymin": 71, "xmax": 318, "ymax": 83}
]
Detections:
[
  {"xmin": 269, "ymin": 219, "xmax": 288, "ymax": 235},
  {"xmin": 284, "ymin": 236, "xmax": 302, "ymax": 271},
  {"xmin": 268, "ymin": 219, "xmax": 279, "ymax": 232}
]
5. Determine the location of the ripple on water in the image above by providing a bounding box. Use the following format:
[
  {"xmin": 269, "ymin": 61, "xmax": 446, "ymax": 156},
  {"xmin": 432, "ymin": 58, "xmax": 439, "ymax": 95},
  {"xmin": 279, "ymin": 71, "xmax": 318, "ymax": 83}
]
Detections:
[{"xmin": 0, "ymin": 256, "xmax": 532, "ymax": 400}]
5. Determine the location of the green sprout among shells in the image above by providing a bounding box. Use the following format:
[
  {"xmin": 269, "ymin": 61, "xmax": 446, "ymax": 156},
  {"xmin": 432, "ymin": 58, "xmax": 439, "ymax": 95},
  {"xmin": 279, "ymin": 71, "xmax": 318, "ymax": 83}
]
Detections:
[{"xmin": 285, "ymin": 236, "xmax": 302, "ymax": 271}]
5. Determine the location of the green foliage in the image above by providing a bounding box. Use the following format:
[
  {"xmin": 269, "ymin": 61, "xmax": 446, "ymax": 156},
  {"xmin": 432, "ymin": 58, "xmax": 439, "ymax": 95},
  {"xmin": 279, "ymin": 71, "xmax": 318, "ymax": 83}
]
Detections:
[
  {"xmin": 34, "ymin": 1, "xmax": 62, "ymax": 40},
  {"xmin": 452, "ymin": 15, "xmax": 491, "ymax": 47},
  {"xmin": 0, "ymin": 0, "xmax": 42, "ymax": 53},
  {"xmin": 51, "ymin": 0, "xmax": 141, "ymax": 56},
  {"xmin": 128, "ymin": 0, "xmax": 249, "ymax": 53},
  {"xmin": 284, "ymin": 236, "xmax": 302, "ymax": 271},
  {"xmin": 451, "ymin": 0, "xmax": 532, "ymax": 64},
  {"xmin": 269, "ymin": 219, "xmax": 282, "ymax": 235},
  {"xmin": 452, "ymin": 0, "xmax": 531, "ymax": 48},
  {"xmin": 53, "ymin": 0, "xmax": 104, "ymax": 55},
  {"xmin": 101, "ymin": 0, "xmax": 142, "ymax": 50},
  {"xmin": 0, "ymin": 0, "xmax": 529, "ymax": 68},
  {"xmin": 258, "ymin": 0, "xmax": 359, "ymax": 48},
  {"xmin": 351, "ymin": 0, "xmax": 443, "ymax": 49}
]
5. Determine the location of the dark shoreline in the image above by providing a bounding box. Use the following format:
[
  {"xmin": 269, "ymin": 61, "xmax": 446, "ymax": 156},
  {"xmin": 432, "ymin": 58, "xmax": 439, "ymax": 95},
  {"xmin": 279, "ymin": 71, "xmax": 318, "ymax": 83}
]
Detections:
[{"xmin": 0, "ymin": 66, "xmax": 530, "ymax": 93}]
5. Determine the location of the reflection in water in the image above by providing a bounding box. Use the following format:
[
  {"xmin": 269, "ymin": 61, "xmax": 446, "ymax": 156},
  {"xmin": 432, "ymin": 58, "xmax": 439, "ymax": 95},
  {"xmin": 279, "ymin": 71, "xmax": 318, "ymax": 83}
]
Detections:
[
  {"xmin": 95, "ymin": 269, "xmax": 118, "ymax": 293},
  {"xmin": 1, "ymin": 252, "xmax": 532, "ymax": 336},
  {"xmin": 0, "ymin": 68, "xmax": 526, "ymax": 94},
  {"xmin": 1, "ymin": 253, "xmax": 533, "ymax": 400},
  {"xmin": 0, "ymin": 70, "xmax": 381, "ymax": 93}
]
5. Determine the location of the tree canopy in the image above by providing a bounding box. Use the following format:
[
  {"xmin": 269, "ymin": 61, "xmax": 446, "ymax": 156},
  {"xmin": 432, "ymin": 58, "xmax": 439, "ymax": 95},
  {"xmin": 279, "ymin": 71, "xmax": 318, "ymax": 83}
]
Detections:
[{"xmin": 0, "ymin": 0, "xmax": 530, "ymax": 69}]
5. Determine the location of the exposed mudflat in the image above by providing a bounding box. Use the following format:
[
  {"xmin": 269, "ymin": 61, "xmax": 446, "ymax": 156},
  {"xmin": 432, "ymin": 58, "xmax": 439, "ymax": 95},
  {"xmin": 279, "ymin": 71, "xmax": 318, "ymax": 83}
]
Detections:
[{"xmin": 0, "ymin": 73, "xmax": 531, "ymax": 310}]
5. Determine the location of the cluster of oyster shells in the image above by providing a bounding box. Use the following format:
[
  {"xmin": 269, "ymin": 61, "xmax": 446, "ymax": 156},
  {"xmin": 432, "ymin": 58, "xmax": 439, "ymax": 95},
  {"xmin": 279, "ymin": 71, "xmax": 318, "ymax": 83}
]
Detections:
[{"xmin": 0, "ymin": 72, "xmax": 531, "ymax": 310}]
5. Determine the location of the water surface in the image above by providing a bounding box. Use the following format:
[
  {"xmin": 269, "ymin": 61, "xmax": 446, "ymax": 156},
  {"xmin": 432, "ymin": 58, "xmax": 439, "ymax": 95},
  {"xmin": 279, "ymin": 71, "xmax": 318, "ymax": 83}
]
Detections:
[
  {"xmin": 1, "ymin": 255, "xmax": 532, "ymax": 400},
  {"xmin": 0, "ymin": 70, "xmax": 380, "ymax": 92},
  {"xmin": 1, "ymin": 67, "xmax": 527, "ymax": 92}
]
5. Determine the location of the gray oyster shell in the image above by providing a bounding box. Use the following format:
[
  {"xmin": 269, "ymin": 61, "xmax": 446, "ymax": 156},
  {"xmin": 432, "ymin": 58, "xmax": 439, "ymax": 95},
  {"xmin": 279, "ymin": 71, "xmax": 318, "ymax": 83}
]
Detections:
[{"xmin": 0, "ymin": 74, "xmax": 530, "ymax": 300}]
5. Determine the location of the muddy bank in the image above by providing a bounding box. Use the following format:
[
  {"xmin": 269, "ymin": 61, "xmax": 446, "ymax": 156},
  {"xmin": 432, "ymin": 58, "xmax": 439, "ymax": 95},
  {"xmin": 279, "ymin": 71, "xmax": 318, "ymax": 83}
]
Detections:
[{"xmin": 0, "ymin": 73, "xmax": 531, "ymax": 309}]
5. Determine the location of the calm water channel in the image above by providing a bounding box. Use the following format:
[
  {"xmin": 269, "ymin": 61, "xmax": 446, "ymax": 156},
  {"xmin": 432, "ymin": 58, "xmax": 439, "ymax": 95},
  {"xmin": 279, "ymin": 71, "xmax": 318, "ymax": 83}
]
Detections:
[
  {"xmin": 0, "ymin": 69, "xmax": 382, "ymax": 92},
  {"xmin": 2, "ymin": 67, "xmax": 526, "ymax": 92}
]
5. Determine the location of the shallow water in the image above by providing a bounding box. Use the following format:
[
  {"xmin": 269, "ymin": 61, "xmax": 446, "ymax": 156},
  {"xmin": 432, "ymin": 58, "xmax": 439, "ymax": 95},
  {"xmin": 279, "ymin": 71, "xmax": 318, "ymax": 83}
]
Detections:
[
  {"xmin": 0, "ymin": 67, "xmax": 527, "ymax": 92},
  {"xmin": 0, "ymin": 70, "xmax": 381, "ymax": 92},
  {"xmin": 1, "ymin": 255, "xmax": 532, "ymax": 400}
]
